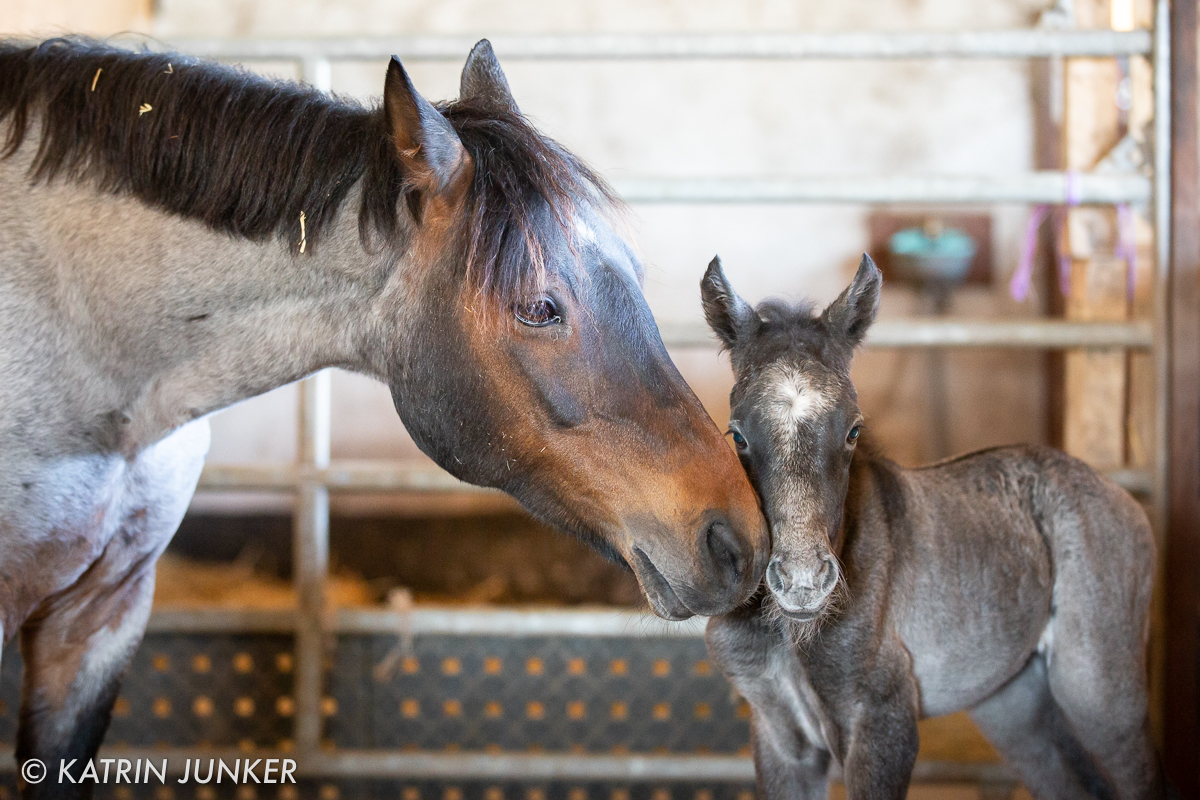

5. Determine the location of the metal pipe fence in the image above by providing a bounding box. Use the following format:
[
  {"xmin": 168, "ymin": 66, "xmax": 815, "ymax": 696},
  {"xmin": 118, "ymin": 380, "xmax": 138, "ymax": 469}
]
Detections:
[
  {"xmin": 25, "ymin": 15, "xmax": 1166, "ymax": 796},
  {"xmin": 170, "ymin": 30, "xmax": 1150, "ymax": 61}
]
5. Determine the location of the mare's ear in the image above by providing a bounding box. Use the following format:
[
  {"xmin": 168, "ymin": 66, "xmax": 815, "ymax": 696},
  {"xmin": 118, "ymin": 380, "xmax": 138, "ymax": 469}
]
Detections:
[
  {"xmin": 821, "ymin": 254, "xmax": 882, "ymax": 349},
  {"xmin": 460, "ymin": 39, "xmax": 519, "ymax": 113},
  {"xmin": 384, "ymin": 55, "xmax": 470, "ymax": 197},
  {"xmin": 701, "ymin": 256, "xmax": 756, "ymax": 349}
]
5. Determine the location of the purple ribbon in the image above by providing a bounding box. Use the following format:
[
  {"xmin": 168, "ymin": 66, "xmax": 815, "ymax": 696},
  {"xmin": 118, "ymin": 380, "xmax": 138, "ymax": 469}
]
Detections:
[
  {"xmin": 1116, "ymin": 202, "xmax": 1137, "ymax": 301},
  {"xmin": 1010, "ymin": 204, "xmax": 1050, "ymax": 302},
  {"xmin": 1010, "ymin": 171, "xmax": 1135, "ymax": 303}
]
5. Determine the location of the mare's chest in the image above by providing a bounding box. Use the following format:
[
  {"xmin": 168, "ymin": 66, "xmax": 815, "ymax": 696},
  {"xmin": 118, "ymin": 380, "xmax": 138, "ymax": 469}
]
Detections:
[{"xmin": 0, "ymin": 420, "xmax": 210, "ymax": 638}]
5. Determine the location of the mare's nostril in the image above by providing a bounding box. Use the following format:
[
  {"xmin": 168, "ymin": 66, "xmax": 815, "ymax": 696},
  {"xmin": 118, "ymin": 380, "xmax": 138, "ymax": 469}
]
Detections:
[
  {"xmin": 705, "ymin": 516, "xmax": 743, "ymax": 583},
  {"xmin": 765, "ymin": 558, "xmax": 786, "ymax": 595}
]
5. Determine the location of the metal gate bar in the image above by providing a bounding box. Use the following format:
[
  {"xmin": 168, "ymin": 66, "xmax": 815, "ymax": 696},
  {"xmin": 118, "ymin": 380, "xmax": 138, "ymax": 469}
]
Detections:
[
  {"xmin": 613, "ymin": 173, "xmax": 1150, "ymax": 204},
  {"xmin": 195, "ymin": 461, "xmax": 1151, "ymax": 496},
  {"xmin": 169, "ymin": 30, "xmax": 1149, "ymax": 61},
  {"xmin": 62, "ymin": 10, "xmax": 1170, "ymax": 793}
]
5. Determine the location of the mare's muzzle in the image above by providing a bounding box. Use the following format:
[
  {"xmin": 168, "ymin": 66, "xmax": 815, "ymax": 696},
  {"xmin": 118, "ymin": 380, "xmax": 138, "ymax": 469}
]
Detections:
[{"xmin": 631, "ymin": 510, "xmax": 769, "ymax": 620}]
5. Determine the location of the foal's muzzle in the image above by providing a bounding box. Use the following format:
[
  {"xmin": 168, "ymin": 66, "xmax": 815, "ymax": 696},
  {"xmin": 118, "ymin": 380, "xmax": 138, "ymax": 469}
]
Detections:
[{"xmin": 766, "ymin": 552, "xmax": 839, "ymax": 617}]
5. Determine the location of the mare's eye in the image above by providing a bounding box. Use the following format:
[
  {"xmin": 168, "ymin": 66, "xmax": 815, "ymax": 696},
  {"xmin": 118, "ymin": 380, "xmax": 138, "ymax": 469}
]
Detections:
[
  {"xmin": 730, "ymin": 430, "xmax": 748, "ymax": 450},
  {"xmin": 515, "ymin": 298, "xmax": 561, "ymax": 327},
  {"xmin": 847, "ymin": 425, "xmax": 861, "ymax": 445}
]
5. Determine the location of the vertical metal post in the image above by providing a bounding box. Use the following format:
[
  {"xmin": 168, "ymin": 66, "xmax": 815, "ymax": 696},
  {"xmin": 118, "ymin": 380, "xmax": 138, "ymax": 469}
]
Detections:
[
  {"xmin": 1152, "ymin": 0, "xmax": 1171, "ymax": 550},
  {"xmin": 1149, "ymin": 0, "xmax": 1172, "ymax": 745},
  {"xmin": 293, "ymin": 57, "xmax": 334, "ymax": 756},
  {"xmin": 293, "ymin": 370, "xmax": 331, "ymax": 754},
  {"xmin": 302, "ymin": 57, "xmax": 333, "ymax": 93}
]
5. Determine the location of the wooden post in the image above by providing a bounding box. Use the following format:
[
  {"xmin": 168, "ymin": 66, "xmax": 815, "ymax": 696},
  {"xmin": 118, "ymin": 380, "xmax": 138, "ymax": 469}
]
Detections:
[
  {"xmin": 1062, "ymin": 0, "xmax": 1128, "ymax": 472},
  {"xmin": 1164, "ymin": 0, "xmax": 1200, "ymax": 790}
]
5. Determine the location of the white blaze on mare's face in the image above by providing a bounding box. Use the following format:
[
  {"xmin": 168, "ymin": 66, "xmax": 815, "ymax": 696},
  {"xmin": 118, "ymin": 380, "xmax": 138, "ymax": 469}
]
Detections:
[
  {"xmin": 573, "ymin": 216, "xmax": 598, "ymax": 246},
  {"xmin": 573, "ymin": 214, "xmax": 643, "ymax": 285}
]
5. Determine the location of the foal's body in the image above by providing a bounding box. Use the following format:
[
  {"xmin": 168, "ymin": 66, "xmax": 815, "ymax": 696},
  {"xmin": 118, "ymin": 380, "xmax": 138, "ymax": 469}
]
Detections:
[
  {"xmin": 709, "ymin": 444, "xmax": 1156, "ymax": 799},
  {"xmin": 700, "ymin": 255, "xmax": 1161, "ymax": 799}
]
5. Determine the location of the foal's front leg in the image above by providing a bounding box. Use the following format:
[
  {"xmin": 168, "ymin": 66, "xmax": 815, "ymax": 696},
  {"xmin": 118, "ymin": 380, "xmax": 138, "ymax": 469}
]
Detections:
[
  {"xmin": 16, "ymin": 551, "xmax": 159, "ymax": 800},
  {"xmin": 750, "ymin": 703, "xmax": 832, "ymax": 800},
  {"xmin": 707, "ymin": 603, "xmax": 831, "ymax": 799},
  {"xmin": 838, "ymin": 649, "xmax": 921, "ymax": 800}
]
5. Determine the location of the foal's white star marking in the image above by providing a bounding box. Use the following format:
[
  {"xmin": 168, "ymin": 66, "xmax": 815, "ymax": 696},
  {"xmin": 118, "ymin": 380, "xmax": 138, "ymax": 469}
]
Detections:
[{"xmin": 766, "ymin": 367, "xmax": 833, "ymax": 438}]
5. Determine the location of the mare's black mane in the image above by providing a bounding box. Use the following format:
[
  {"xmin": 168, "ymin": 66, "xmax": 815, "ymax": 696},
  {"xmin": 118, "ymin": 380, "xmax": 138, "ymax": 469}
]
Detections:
[{"xmin": 0, "ymin": 37, "xmax": 616, "ymax": 300}]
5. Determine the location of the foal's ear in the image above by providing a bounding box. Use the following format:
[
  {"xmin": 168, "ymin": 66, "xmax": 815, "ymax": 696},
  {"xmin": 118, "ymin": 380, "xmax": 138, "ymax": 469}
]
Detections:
[
  {"xmin": 460, "ymin": 39, "xmax": 519, "ymax": 113},
  {"xmin": 384, "ymin": 55, "xmax": 470, "ymax": 197},
  {"xmin": 822, "ymin": 254, "xmax": 882, "ymax": 349},
  {"xmin": 701, "ymin": 256, "xmax": 756, "ymax": 349}
]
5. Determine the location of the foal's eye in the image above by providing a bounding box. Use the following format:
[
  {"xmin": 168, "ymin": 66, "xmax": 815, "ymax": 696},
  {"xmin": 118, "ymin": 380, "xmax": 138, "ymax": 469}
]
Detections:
[
  {"xmin": 847, "ymin": 425, "xmax": 862, "ymax": 445},
  {"xmin": 515, "ymin": 298, "xmax": 561, "ymax": 327},
  {"xmin": 730, "ymin": 430, "xmax": 748, "ymax": 450}
]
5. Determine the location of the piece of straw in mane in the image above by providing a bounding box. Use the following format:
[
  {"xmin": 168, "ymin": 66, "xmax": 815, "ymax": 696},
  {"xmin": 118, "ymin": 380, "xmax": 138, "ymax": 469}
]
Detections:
[{"xmin": 0, "ymin": 36, "xmax": 619, "ymax": 304}]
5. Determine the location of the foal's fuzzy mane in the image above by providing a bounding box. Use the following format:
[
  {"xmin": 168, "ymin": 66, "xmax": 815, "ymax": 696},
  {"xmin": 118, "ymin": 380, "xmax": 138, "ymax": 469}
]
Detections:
[
  {"xmin": 0, "ymin": 37, "xmax": 616, "ymax": 301},
  {"xmin": 745, "ymin": 298, "xmax": 858, "ymax": 373}
]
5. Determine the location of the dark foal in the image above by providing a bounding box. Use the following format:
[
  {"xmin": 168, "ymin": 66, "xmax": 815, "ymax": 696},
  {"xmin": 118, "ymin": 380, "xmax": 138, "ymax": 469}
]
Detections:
[{"xmin": 701, "ymin": 255, "xmax": 1163, "ymax": 800}]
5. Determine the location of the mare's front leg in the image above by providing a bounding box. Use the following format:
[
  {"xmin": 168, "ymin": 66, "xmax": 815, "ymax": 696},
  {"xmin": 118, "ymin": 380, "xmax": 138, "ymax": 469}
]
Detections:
[
  {"xmin": 17, "ymin": 550, "xmax": 159, "ymax": 800},
  {"xmin": 16, "ymin": 421, "xmax": 207, "ymax": 800},
  {"xmin": 706, "ymin": 602, "xmax": 830, "ymax": 800},
  {"xmin": 837, "ymin": 636, "xmax": 921, "ymax": 800}
]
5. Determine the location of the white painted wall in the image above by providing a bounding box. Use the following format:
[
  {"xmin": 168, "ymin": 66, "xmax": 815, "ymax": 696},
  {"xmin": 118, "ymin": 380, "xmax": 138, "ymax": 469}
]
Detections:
[
  {"xmin": 0, "ymin": 0, "xmax": 151, "ymax": 37},
  {"xmin": 20, "ymin": 1, "xmax": 1062, "ymax": 511}
]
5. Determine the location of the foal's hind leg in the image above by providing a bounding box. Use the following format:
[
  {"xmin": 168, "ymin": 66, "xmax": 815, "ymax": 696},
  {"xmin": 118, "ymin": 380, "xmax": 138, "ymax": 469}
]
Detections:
[
  {"xmin": 970, "ymin": 655, "xmax": 1109, "ymax": 799},
  {"xmin": 1045, "ymin": 605, "xmax": 1161, "ymax": 799},
  {"xmin": 1043, "ymin": 491, "xmax": 1161, "ymax": 799}
]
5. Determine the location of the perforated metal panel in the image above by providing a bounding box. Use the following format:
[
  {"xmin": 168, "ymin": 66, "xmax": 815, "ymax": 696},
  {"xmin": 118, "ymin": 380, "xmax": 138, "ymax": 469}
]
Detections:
[
  {"xmin": 0, "ymin": 633, "xmax": 754, "ymax": 797},
  {"xmin": 328, "ymin": 635, "xmax": 749, "ymax": 754}
]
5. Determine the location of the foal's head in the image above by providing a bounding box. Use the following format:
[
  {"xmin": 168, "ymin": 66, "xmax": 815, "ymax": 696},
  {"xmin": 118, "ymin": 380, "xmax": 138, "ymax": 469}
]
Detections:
[
  {"xmin": 379, "ymin": 44, "xmax": 769, "ymax": 618},
  {"xmin": 701, "ymin": 255, "xmax": 882, "ymax": 625}
]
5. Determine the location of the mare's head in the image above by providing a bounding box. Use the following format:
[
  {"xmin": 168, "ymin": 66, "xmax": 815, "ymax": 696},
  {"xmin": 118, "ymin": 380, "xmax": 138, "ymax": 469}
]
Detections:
[
  {"xmin": 700, "ymin": 255, "xmax": 882, "ymax": 625},
  {"xmin": 380, "ymin": 43, "xmax": 768, "ymax": 618}
]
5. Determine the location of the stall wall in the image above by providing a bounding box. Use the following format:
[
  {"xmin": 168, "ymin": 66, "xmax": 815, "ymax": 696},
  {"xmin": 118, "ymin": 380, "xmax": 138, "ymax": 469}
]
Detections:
[{"xmin": 0, "ymin": 0, "xmax": 151, "ymax": 36}]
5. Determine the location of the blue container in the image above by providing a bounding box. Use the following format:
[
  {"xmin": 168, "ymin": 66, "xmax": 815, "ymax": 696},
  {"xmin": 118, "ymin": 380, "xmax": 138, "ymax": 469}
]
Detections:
[{"xmin": 888, "ymin": 225, "xmax": 977, "ymax": 285}]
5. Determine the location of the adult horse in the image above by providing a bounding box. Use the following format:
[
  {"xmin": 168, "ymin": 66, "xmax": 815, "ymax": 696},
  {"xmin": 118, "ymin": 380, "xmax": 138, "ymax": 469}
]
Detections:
[
  {"xmin": 700, "ymin": 256, "xmax": 1162, "ymax": 799},
  {"xmin": 0, "ymin": 37, "xmax": 768, "ymax": 794}
]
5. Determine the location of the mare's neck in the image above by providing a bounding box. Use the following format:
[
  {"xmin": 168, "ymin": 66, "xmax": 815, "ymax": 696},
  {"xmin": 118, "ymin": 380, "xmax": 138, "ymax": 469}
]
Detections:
[{"xmin": 17, "ymin": 162, "xmax": 410, "ymax": 453}]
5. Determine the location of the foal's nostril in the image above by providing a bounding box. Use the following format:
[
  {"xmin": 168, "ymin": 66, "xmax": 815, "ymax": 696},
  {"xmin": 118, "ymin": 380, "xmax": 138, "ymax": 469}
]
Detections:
[
  {"xmin": 817, "ymin": 556, "xmax": 838, "ymax": 596},
  {"xmin": 765, "ymin": 558, "xmax": 787, "ymax": 595},
  {"xmin": 705, "ymin": 517, "xmax": 743, "ymax": 584}
]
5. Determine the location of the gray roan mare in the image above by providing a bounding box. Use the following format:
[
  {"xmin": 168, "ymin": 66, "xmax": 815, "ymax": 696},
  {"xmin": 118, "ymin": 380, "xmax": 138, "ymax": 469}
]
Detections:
[
  {"xmin": 701, "ymin": 255, "xmax": 1163, "ymax": 799},
  {"xmin": 0, "ymin": 37, "xmax": 769, "ymax": 796}
]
